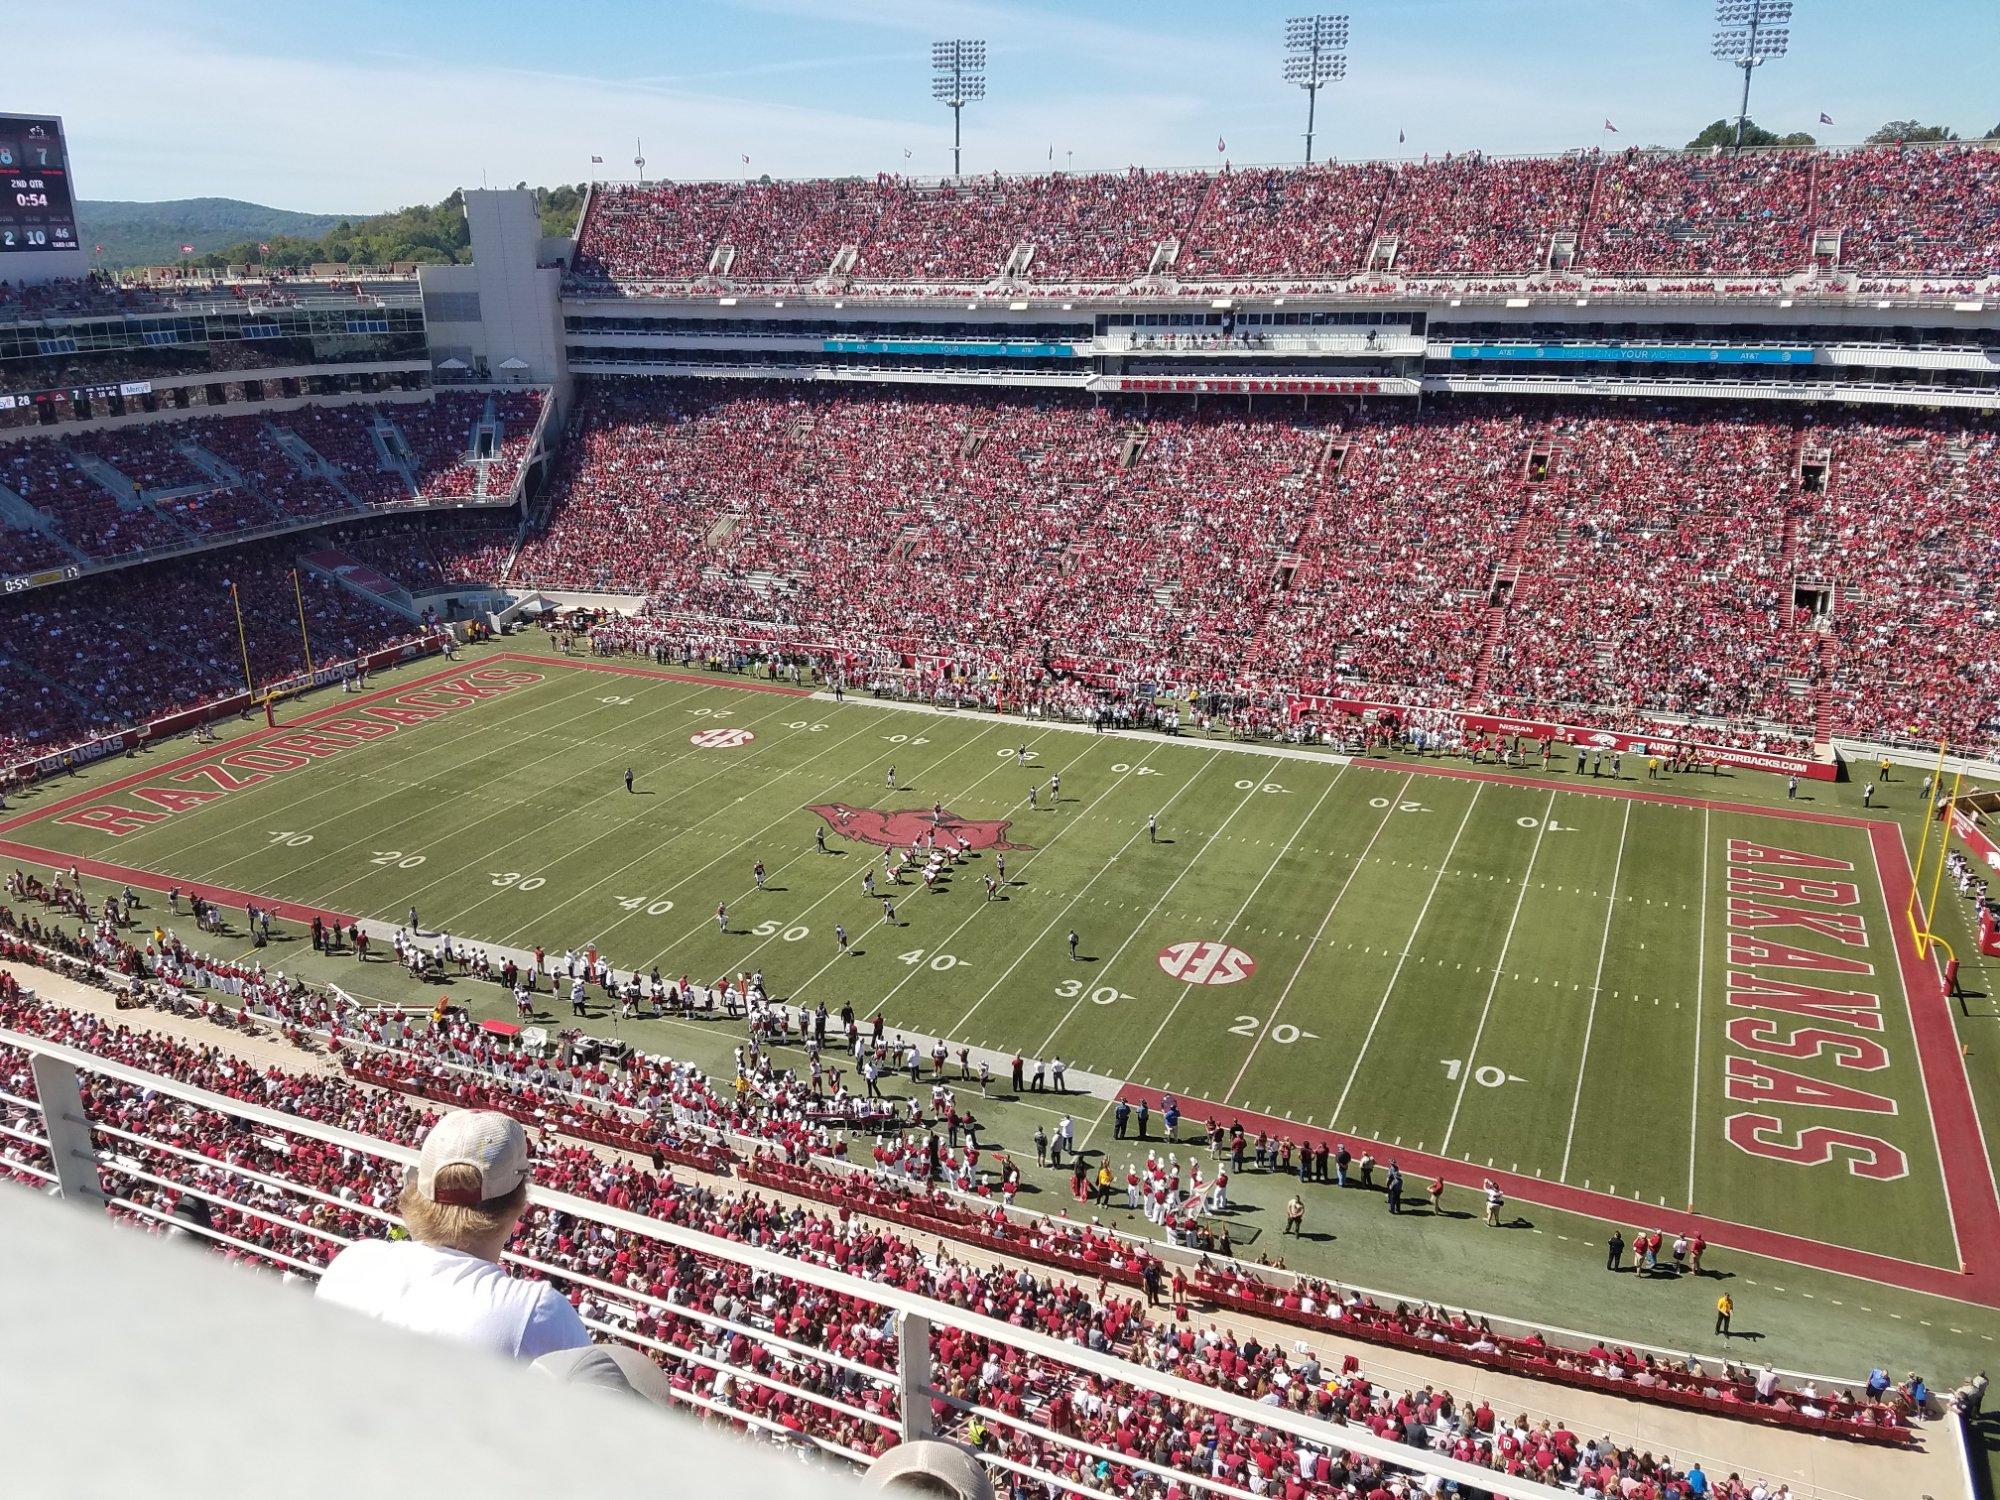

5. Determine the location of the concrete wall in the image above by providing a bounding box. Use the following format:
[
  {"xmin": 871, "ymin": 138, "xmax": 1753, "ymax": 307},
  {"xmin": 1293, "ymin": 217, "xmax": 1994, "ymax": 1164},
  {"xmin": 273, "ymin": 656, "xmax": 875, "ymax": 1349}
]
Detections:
[{"xmin": 418, "ymin": 190, "xmax": 569, "ymax": 396}]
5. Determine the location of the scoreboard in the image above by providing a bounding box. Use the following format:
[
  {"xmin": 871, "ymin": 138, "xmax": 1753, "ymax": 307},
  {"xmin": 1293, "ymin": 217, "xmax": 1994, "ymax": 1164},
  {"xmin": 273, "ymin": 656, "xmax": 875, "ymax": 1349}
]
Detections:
[{"xmin": 0, "ymin": 114, "xmax": 79, "ymax": 256}]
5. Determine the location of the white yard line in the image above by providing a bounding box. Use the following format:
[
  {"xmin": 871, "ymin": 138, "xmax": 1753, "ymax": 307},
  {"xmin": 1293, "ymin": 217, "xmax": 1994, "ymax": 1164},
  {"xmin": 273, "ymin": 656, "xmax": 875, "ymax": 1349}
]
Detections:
[
  {"xmin": 1328, "ymin": 784, "xmax": 1486, "ymax": 1129},
  {"xmin": 1031, "ymin": 765, "xmax": 1290, "ymax": 1057},
  {"xmin": 144, "ymin": 670, "xmax": 627, "ymax": 874},
  {"xmin": 1218, "ymin": 769, "xmax": 1409, "ymax": 1106},
  {"xmin": 1687, "ymin": 803, "xmax": 1710, "ymax": 1209},
  {"xmin": 310, "ymin": 686, "xmax": 806, "ymax": 918},
  {"xmin": 660, "ymin": 721, "xmax": 1041, "ymax": 978},
  {"xmin": 921, "ymin": 743, "xmax": 1213, "ymax": 1036},
  {"xmin": 480, "ymin": 708, "xmax": 911, "ymax": 948},
  {"xmin": 1439, "ymin": 788, "xmax": 1559, "ymax": 1157},
  {"xmin": 806, "ymin": 690, "xmax": 1355, "ymax": 767},
  {"xmin": 1076, "ymin": 766, "xmax": 1364, "ymax": 1146},
  {"xmin": 1558, "ymin": 798, "xmax": 1633, "ymax": 1181}
]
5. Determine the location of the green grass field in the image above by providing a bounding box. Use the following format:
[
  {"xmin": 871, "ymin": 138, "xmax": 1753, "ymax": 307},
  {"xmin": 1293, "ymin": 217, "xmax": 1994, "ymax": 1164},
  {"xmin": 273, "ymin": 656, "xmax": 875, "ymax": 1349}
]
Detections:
[{"xmin": 7, "ymin": 643, "xmax": 1998, "ymax": 1380}]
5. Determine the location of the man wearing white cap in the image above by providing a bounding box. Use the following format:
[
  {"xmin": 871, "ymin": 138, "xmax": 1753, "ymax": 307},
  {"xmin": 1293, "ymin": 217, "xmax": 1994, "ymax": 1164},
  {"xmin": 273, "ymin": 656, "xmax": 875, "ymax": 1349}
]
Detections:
[{"xmin": 316, "ymin": 1110, "xmax": 590, "ymax": 1361}]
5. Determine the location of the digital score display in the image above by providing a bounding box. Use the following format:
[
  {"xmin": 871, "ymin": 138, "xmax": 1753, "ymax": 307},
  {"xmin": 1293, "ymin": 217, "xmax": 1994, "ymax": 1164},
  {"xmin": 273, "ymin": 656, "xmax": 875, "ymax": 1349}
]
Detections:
[{"xmin": 0, "ymin": 114, "xmax": 79, "ymax": 255}]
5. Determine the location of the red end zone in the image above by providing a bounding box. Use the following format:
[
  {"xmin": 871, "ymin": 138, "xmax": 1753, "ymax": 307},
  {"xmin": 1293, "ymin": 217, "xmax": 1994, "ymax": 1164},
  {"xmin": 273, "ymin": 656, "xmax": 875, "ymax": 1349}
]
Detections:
[
  {"xmin": 0, "ymin": 651, "xmax": 812, "ymax": 842},
  {"xmin": 7, "ymin": 668, "xmax": 1993, "ymax": 1304},
  {"xmin": 1143, "ymin": 758, "xmax": 2000, "ymax": 1308},
  {"xmin": 0, "ymin": 651, "xmax": 816, "ymax": 930}
]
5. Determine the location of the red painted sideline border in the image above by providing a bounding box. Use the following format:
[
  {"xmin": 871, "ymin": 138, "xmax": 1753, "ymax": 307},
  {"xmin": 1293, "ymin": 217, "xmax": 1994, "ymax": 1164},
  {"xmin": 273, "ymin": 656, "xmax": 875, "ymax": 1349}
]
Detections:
[
  {"xmin": 0, "ymin": 651, "xmax": 810, "ymax": 841},
  {"xmin": 0, "ymin": 651, "xmax": 810, "ymax": 920},
  {"xmin": 0, "ymin": 657, "xmax": 487, "ymax": 839},
  {"xmin": 1871, "ymin": 820, "xmax": 2000, "ymax": 1292},
  {"xmin": 1116, "ymin": 1078, "xmax": 1998, "ymax": 1308},
  {"xmin": 1116, "ymin": 785, "xmax": 1999, "ymax": 1307},
  {"xmin": 1369, "ymin": 751, "xmax": 2000, "ymax": 1298},
  {"xmin": 0, "ymin": 841, "xmax": 353, "ymax": 930},
  {"xmin": 9, "ymin": 667, "xmax": 1991, "ymax": 1304}
]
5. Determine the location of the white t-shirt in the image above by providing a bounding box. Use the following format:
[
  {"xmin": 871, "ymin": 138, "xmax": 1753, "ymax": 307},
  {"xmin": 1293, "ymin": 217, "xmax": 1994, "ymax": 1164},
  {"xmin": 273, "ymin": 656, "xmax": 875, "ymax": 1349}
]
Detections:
[{"xmin": 316, "ymin": 1240, "xmax": 590, "ymax": 1361}]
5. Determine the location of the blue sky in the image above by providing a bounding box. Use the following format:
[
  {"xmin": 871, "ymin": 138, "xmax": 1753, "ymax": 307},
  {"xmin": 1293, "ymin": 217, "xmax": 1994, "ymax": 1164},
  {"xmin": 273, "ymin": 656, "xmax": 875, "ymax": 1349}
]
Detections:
[{"xmin": 31, "ymin": 0, "xmax": 2000, "ymax": 213}]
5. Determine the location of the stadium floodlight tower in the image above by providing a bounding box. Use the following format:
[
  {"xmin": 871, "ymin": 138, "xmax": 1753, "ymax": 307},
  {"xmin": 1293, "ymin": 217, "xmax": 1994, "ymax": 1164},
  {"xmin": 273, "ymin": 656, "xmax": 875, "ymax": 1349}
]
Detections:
[
  {"xmin": 931, "ymin": 39, "xmax": 986, "ymax": 179},
  {"xmin": 1283, "ymin": 14, "xmax": 1348, "ymax": 165},
  {"xmin": 1712, "ymin": 0, "xmax": 1792, "ymax": 150}
]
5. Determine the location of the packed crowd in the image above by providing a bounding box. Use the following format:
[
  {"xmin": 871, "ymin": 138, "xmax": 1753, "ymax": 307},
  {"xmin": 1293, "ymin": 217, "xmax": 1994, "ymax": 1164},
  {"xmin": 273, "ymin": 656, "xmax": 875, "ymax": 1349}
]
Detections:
[
  {"xmin": 0, "ymin": 916, "xmax": 1924, "ymax": 1494},
  {"xmin": 1581, "ymin": 151, "xmax": 1814, "ymax": 276},
  {"xmin": 0, "ymin": 391, "xmax": 545, "ymax": 570},
  {"xmin": 501, "ymin": 381, "xmax": 2000, "ymax": 756},
  {"xmin": 570, "ymin": 145, "xmax": 2000, "ymax": 289},
  {"xmin": 0, "ymin": 538, "xmax": 433, "ymax": 768},
  {"xmin": 322, "ymin": 517, "xmax": 521, "ymax": 590}
]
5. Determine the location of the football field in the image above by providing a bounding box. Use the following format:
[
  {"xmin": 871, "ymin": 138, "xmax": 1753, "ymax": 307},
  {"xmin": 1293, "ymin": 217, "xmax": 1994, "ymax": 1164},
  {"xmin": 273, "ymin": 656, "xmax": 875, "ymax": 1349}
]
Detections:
[{"xmin": 6, "ymin": 647, "xmax": 1996, "ymax": 1316}]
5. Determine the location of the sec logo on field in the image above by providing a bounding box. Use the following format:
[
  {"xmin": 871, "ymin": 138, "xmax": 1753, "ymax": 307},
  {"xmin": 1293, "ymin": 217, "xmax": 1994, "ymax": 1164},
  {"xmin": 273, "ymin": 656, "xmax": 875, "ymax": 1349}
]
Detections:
[
  {"xmin": 690, "ymin": 727, "xmax": 757, "ymax": 748},
  {"xmin": 1157, "ymin": 940, "xmax": 1256, "ymax": 986}
]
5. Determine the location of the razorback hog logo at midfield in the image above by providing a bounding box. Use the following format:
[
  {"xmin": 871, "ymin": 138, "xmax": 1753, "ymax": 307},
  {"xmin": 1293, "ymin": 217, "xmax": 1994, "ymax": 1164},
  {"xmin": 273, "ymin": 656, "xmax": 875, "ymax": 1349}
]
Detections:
[{"xmin": 808, "ymin": 804, "xmax": 1029, "ymax": 851}]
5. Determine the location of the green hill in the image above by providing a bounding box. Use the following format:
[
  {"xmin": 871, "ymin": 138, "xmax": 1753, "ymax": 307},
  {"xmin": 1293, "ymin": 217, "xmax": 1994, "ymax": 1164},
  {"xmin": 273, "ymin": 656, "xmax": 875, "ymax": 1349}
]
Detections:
[
  {"xmin": 78, "ymin": 185, "xmax": 588, "ymax": 272},
  {"xmin": 77, "ymin": 198, "xmax": 351, "ymax": 268}
]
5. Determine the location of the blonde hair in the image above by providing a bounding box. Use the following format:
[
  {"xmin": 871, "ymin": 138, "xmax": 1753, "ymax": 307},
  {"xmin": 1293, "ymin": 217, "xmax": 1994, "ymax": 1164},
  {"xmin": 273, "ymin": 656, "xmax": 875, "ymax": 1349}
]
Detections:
[{"xmin": 399, "ymin": 1163, "xmax": 529, "ymax": 1252}]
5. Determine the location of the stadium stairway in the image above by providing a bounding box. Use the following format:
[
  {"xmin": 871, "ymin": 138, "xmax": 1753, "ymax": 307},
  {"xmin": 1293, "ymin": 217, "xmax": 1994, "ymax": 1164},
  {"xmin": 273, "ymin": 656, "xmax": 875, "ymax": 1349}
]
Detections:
[
  {"xmin": 297, "ymin": 548, "xmax": 420, "ymax": 620},
  {"xmin": 174, "ymin": 438, "xmax": 248, "ymax": 494},
  {"xmin": 0, "ymin": 483, "xmax": 88, "ymax": 564},
  {"xmin": 66, "ymin": 451, "xmax": 153, "ymax": 514},
  {"xmin": 1468, "ymin": 602, "xmax": 1510, "ymax": 704},
  {"xmin": 266, "ymin": 424, "xmax": 370, "ymax": 512},
  {"xmin": 1812, "ymin": 635, "xmax": 1838, "ymax": 748}
]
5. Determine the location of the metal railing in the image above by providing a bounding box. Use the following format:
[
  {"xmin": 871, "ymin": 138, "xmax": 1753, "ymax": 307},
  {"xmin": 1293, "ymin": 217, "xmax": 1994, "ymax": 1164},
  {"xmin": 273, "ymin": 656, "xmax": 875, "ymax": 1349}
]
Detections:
[{"xmin": 1, "ymin": 1021, "xmax": 1576, "ymax": 1500}]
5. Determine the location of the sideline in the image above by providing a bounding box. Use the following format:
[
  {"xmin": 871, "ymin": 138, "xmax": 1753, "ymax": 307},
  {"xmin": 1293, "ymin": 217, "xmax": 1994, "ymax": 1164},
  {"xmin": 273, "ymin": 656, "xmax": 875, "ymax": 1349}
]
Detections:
[
  {"xmin": 0, "ymin": 957, "xmax": 1948, "ymax": 1500},
  {"xmin": 803, "ymin": 689, "xmax": 1357, "ymax": 768},
  {"xmin": 11, "ymin": 654, "xmax": 1990, "ymax": 1306}
]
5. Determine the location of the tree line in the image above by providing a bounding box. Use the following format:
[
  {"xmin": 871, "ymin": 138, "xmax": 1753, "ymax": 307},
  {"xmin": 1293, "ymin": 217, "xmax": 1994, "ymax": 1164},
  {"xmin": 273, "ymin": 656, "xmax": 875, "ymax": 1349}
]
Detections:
[
  {"xmin": 1684, "ymin": 117, "xmax": 1999, "ymax": 150},
  {"xmin": 188, "ymin": 184, "xmax": 587, "ymax": 270}
]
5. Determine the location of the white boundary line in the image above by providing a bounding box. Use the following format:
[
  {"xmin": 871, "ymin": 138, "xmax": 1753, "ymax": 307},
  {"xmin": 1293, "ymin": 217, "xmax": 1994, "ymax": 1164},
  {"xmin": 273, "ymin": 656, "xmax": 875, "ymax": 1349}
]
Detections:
[
  {"xmin": 1079, "ymin": 761, "xmax": 1360, "ymax": 1139},
  {"xmin": 806, "ymin": 690, "xmax": 1354, "ymax": 767},
  {"xmin": 1687, "ymin": 803, "xmax": 1709, "ymax": 1208},
  {"xmin": 1439, "ymin": 787, "xmax": 1558, "ymax": 1157},
  {"xmin": 1031, "ymin": 767, "xmax": 1279, "ymax": 1056},
  {"xmin": 310, "ymin": 683, "xmax": 808, "ymax": 918},
  {"xmin": 1558, "ymin": 797, "xmax": 1632, "ymax": 1181},
  {"xmin": 472, "ymin": 704, "xmax": 896, "ymax": 940},
  {"xmin": 932, "ymin": 743, "xmax": 1214, "ymax": 1037},
  {"xmin": 126, "ymin": 669, "xmax": 627, "ymax": 875},
  {"xmin": 1218, "ymin": 769, "xmax": 1411, "ymax": 1106},
  {"xmin": 673, "ymin": 720, "xmax": 1036, "ymax": 977},
  {"xmin": 1878, "ymin": 833, "xmax": 1969, "ymax": 1270},
  {"xmin": 1328, "ymin": 783, "xmax": 1486, "ymax": 1129}
]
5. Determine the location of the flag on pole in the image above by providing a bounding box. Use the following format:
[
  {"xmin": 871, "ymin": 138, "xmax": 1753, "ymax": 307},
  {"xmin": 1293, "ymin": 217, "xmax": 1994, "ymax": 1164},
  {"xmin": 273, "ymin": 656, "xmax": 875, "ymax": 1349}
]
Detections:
[
  {"xmin": 1217, "ymin": 135, "xmax": 1226, "ymax": 153},
  {"xmin": 1048, "ymin": 144, "xmax": 1054, "ymax": 161},
  {"xmin": 1603, "ymin": 119, "xmax": 1618, "ymax": 133},
  {"xmin": 903, "ymin": 148, "xmax": 912, "ymax": 160},
  {"xmin": 591, "ymin": 154, "xmax": 603, "ymax": 163},
  {"xmin": 1398, "ymin": 129, "xmax": 1405, "ymax": 144},
  {"xmin": 179, "ymin": 243, "xmax": 195, "ymax": 254},
  {"xmin": 258, "ymin": 242, "xmax": 270, "ymax": 253},
  {"xmin": 1819, "ymin": 112, "xmax": 1834, "ymax": 125},
  {"xmin": 741, "ymin": 153, "xmax": 751, "ymax": 164}
]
